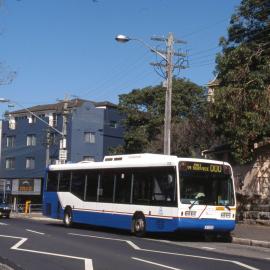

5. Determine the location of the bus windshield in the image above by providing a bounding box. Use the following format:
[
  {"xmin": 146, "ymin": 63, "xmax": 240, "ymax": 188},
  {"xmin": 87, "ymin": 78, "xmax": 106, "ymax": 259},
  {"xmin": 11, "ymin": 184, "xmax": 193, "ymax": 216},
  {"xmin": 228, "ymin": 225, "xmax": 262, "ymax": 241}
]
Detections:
[{"xmin": 179, "ymin": 162, "xmax": 235, "ymax": 206}]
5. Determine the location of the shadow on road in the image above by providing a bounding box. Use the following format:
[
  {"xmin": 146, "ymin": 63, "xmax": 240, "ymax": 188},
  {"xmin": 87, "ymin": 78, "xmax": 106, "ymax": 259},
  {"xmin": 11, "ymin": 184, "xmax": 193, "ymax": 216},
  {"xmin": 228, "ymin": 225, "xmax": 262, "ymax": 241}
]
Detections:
[{"xmin": 47, "ymin": 222, "xmax": 231, "ymax": 243}]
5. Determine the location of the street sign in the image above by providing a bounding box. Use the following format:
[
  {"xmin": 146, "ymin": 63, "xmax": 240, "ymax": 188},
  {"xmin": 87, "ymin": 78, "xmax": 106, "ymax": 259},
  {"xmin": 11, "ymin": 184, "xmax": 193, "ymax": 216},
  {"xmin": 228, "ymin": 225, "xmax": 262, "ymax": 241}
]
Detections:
[{"xmin": 59, "ymin": 149, "xmax": 67, "ymax": 160}]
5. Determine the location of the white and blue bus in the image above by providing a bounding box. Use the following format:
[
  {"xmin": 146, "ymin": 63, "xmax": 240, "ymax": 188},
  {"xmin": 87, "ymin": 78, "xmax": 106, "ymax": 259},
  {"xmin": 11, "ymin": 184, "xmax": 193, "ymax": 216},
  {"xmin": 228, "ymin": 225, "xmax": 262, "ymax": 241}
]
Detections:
[{"xmin": 43, "ymin": 154, "xmax": 236, "ymax": 237}]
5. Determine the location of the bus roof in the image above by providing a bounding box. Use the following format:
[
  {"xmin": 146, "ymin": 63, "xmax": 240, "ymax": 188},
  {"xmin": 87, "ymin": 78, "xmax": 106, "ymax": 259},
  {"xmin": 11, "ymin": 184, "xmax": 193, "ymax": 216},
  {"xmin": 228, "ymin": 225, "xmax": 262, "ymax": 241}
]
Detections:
[{"xmin": 48, "ymin": 153, "xmax": 230, "ymax": 171}]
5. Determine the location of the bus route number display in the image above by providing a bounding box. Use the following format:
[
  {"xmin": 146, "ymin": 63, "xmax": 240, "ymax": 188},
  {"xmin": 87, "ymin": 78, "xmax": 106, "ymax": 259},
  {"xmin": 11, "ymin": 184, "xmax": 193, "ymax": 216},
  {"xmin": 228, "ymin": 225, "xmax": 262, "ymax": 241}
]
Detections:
[{"xmin": 186, "ymin": 163, "xmax": 222, "ymax": 173}]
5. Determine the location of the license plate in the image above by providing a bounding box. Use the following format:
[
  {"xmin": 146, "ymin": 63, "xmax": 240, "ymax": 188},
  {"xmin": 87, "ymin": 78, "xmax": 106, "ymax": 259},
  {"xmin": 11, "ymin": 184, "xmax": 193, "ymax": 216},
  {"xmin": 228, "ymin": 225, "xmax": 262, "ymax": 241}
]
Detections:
[{"xmin": 204, "ymin": 225, "xmax": 214, "ymax": 230}]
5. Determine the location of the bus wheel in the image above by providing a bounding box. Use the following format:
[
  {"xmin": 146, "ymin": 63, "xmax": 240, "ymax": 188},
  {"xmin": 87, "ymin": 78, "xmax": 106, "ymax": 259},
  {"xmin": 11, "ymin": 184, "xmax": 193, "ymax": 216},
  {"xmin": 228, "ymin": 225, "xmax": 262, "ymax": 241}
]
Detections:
[
  {"xmin": 132, "ymin": 213, "xmax": 146, "ymax": 237},
  {"xmin": 63, "ymin": 207, "xmax": 73, "ymax": 227},
  {"xmin": 220, "ymin": 232, "xmax": 232, "ymax": 242},
  {"xmin": 204, "ymin": 232, "xmax": 216, "ymax": 242}
]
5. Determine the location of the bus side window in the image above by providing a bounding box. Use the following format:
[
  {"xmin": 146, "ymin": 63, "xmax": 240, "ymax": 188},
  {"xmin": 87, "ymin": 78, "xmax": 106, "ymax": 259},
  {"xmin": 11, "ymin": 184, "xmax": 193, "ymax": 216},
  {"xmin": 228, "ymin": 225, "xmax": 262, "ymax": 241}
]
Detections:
[
  {"xmin": 133, "ymin": 169, "xmax": 152, "ymax": 205},
  {"xmin": 71, "ymin": 171, "xmax": 86, "ymax": 200},
  {"xmin": 99, "ymin": 170, "xmax": 114, "ymax": 203},
  {"xmin": 58, "ymin": 171, "xmax": 71, "ymax": 191},
  {"xmin": 47, "ymin": 171, "xmax": 59, "ymax": 191},
  {"xmin": 85, "ymin": 170, "xmax": 99, "ymax": 202},
  {"xmin": 151, "ymin": 168, "xmax": 177, "ymax": 206},
  {"xmin": 114, "ymin": 171, "xmax": 132, "ymax": 204}
]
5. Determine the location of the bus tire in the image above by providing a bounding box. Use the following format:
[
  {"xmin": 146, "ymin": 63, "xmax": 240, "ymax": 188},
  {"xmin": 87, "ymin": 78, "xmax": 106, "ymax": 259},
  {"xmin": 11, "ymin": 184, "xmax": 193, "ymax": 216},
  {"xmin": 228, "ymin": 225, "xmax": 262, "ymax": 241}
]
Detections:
[
  {"xmin": 132, "ymin": 212, "xmax": 146, "ymax": 237},
  {"xmin": 63, "ymin": 207, "xmax": 73, "ymax": 227},
  {"xmin": 204, "ymin": 232, "xmax": 216, "ymax": 242},
  {"xmin": 220, "ymin": 232, "xmax": 232, "ymax": 242}
]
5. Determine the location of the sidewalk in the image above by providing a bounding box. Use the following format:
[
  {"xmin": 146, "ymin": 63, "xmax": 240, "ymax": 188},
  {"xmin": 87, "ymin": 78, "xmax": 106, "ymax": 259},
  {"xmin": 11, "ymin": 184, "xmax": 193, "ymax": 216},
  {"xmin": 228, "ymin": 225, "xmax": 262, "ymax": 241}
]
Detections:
[
  {"xmin": 232, "ymin": 223, "xmax": 270, "ymax": 248},
  {"xmin": 10, "ymin": 211, "xmax": 59, "ymax": 222}
]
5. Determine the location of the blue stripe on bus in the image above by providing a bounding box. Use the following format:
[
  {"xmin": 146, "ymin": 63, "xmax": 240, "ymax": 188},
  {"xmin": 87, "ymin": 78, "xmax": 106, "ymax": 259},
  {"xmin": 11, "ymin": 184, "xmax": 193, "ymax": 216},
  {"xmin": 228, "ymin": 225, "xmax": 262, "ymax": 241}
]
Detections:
[
  {"xmin": 72, "ymin": 210, "xmax": 132, "ymax": 230},
  {"xmin": 72, "ymin": 210, "xmax": 235, "ymax": 232},
  {"xmin": 43, "ymin": 193, "xmax": 235, "ymax": 233}
]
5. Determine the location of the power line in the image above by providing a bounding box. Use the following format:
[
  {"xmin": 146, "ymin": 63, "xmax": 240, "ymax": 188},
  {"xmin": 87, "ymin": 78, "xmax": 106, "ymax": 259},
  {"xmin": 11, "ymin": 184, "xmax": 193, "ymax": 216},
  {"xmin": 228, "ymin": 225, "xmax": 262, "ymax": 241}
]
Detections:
[{"xmin": 79, "ymin": 50, "xmax": 151, "ymax": 99}]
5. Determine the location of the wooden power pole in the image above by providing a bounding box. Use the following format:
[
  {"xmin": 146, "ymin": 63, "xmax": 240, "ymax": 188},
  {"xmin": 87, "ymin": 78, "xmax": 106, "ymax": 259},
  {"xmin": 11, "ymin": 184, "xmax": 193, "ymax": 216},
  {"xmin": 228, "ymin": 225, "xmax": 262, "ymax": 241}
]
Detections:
[{"xmin": 151, "ymin": 33, "xmax": 187, "ymax": 155}]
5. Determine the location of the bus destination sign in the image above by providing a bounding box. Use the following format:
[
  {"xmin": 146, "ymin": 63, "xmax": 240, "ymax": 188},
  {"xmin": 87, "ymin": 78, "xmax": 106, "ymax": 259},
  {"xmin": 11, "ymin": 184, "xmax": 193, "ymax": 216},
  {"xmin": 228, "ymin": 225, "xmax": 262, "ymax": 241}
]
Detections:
[{"xmin": 186, "ymin": 162, "xmax": 222, "ymax": 173}]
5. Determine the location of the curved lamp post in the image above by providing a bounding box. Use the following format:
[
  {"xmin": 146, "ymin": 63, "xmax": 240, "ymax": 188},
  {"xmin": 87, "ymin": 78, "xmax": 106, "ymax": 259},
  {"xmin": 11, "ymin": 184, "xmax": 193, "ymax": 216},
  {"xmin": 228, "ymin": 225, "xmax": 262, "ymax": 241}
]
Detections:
[{"xmin": 115, "ymin": 34, "xmax": 173, "ymax": 155}]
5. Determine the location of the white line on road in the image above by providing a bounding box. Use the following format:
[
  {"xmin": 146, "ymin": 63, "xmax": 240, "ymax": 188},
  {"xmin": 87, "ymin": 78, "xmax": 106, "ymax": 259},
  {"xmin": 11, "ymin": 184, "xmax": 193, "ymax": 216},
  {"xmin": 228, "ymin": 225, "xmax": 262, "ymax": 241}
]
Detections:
[
  {"xmin": 132, "ymin": 257, "xmax": 183, "ymax": 270},
  {"xmin": 68, "ymin": 233, "xmax": 260, "ymax": 270},
  {"xmin": 26, "ymin": 229, "xmax": 45, "ymax": 235},
  {"xmin": 0, "ymin": 222, "xmax": 8, "ymax": 226},
  {"xmin": 85, "ymin": 259, "xmax": 93, "ymax": 270},
  {"xmin": 68, "ymin": 232, "xmax": 141, "ymax": 250},
  {"xmin": 140, "ymin": 248, "xmax": 260, "ymax": 270},
  {"xmin": 232, "ymin": 261, "xmax": 262, "ymax": 270},
  {"xmin": 0, "ymin": 234, "xmax": 93, "ymax": 270},
  {"xmin": 201, "ymin": 246, "xmax": 216, "ymax": 250}
]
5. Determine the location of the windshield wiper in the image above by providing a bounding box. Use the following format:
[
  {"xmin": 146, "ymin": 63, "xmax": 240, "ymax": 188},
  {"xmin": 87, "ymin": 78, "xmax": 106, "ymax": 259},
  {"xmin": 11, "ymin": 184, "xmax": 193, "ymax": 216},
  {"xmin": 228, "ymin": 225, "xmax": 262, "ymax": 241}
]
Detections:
[
  {"xmin": 225, "ymin": 204, "xmax": 231, "ymax": 211},
  {"xmin": 189, "ymin": 199, "xmax": 199, "ymax": 209}
]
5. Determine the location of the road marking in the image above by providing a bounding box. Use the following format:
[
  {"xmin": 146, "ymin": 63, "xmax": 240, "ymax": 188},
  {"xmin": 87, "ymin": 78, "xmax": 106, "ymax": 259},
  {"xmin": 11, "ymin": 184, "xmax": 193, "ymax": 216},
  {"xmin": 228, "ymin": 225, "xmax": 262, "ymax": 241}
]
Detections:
[
  {"xmin": 69, "ymin": 233, "xmax": 259, "ymax": 270},
  {"xmin": 132, "ymin": 257, "xmax": 183, "ymax": 270},
  {"xmin": 26, "ymin": 229, "xmax": 45, "ymax": 235},
  {"xmin": 201, "ymin": 246, "xmax": 215, "ymax": 250},
  {"xmin": 0, "ymin": 222, "xmax": 8, "ymax": 226},
  {"xmin": 232, "ymin": 261, "xmax": 261, "ymax": 270},
  {"xmin": 0, "ymin": 234, "xmax": 93, "ymax": 270},
  {"xmin": 68, "ymin": 232, "xmax": 141, "ymax": 250},
  {"xmin": 126, "ymin": 240, "xmax": 141, "ymax": 250},
  {"xmin": 139, "ymin": 248, "xmax": 260, "ymax": 270}
]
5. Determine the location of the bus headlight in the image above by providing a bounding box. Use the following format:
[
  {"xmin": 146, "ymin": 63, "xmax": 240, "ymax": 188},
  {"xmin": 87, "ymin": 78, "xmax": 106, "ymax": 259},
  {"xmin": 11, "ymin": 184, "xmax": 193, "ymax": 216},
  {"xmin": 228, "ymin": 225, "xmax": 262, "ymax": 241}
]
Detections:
[{"xmin": 221, "ymin": 212, "xmax": 231, "ymax": 218}]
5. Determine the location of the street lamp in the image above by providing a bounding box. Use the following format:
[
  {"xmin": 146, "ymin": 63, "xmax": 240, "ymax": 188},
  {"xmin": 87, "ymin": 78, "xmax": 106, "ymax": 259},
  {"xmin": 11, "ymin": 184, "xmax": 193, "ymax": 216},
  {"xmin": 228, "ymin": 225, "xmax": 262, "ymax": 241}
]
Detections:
[
  {"xmin": 115, "ymin": 34, "xmax": 173, "ymax": 155},
  {"xmin": 115, "ymin": 34, "xmax": 168, "ymax": 61},
  {"xmin": 0, "ymin": 98, "xmax": 66, "ymax": 165}
]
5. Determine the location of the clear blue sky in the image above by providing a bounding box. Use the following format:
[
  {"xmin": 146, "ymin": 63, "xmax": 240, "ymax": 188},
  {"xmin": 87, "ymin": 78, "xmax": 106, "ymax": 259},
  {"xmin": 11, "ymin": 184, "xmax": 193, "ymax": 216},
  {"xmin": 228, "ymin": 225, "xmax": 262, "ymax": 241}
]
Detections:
[{"xmin": 0, "ymin": 0, "xmax": 240, "ymax": 115}]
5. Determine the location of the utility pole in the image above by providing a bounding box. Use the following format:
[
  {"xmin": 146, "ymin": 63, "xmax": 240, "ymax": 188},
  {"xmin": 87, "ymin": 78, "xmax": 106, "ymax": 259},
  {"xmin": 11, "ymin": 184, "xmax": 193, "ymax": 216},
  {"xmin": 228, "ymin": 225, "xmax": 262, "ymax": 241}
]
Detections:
[
  {"xmin": 151, "ymin": 33, "xmax": 187, "ymax": 155},
  {"xmin": 164, "ymin": 33, "xmax": 173, "ymax": 155},
  {"xmin": 59, "ymin": 96, "xmax": 69, "ymax": 164},
  {"xmin": 45, "ymin": 129, "xmax": 50, "ymax": 167}
]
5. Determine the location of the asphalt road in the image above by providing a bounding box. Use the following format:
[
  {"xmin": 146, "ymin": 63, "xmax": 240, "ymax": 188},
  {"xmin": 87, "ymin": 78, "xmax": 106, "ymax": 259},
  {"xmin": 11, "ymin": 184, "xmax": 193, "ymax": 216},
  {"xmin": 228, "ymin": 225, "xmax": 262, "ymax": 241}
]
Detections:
[{"xmin": 0, "ymin": 217, "xmax": 269, "ymax": 270}]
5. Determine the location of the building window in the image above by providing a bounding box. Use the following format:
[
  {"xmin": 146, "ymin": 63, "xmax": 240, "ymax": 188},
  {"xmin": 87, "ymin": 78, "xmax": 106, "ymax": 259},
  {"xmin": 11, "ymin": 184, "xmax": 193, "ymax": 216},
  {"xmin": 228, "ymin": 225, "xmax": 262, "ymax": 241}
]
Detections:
[
  {"xmin": 52, "ymin": 113, "xmax": 57, "ymax": 127},
  {"xmin": 8, "ymin": 119, "xmax": 16, "ymax": 130},
  {"xmin": 27, "ymin": 134, "xmax": 37, "ymax": 146},
  {"xmin": 49, "ymin": 113, "xmax": 58, "ymax": 127},
  {"xmin": 49, "ymin": 132, "xmax": 58, "ymax": 145},
  {"xmin": 5, "ymin": 158, "xmax": 15, "ymax": 169},
  {"xmin": 6, "ymin": 136, "xmax": 15, "ymax": 148},
  {"xmin": 83, "ymin": 156, "xmax": 95, "ymax": 162},
  {"xmin": 26, "ymin": 157, "xmax": 35, "ymax": 169},
  {"xmin": 84, "ymin": 132, "xmax": 95, "ymax": 144},
  {"xmin": 109, "ymin": 120, "xmax": 118, "ymax": 128},
  {"xmin": 28, "ymin": 115, "xmax": 37, "ymax": 124}
]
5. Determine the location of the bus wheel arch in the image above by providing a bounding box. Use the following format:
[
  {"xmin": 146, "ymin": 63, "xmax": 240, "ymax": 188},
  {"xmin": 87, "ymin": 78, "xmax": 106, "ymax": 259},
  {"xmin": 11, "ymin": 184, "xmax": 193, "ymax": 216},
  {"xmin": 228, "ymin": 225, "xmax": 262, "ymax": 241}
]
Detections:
[
  {"xmin": 132, "ymin": 211, "xmax": 146, "ymax": 237},
  {"xmin": 63, "ymin": 206, "xmax": 73, "ymax": 227}
]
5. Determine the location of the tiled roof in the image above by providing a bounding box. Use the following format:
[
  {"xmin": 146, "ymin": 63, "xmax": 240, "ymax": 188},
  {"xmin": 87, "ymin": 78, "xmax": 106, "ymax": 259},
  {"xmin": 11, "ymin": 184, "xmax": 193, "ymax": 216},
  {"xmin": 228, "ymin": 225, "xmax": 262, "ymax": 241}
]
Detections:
[
  {"xmin": 207, "ymin": 75, "xmax": 220, "ymax": 87},
  {"xmin": 7, "ymin": 99, "xmax": 118, "ymax": 116}
]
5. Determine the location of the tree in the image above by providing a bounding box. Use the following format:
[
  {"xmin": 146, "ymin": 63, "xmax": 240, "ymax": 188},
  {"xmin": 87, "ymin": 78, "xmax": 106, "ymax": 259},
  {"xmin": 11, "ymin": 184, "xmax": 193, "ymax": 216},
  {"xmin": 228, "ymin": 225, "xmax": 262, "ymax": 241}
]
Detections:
[
  {"xmin": 210, "ymin": 0, "xmax": 270, "ymax": 163},
  {"xmin": 116, "ymin": 78, "xmax": 214, "ymax": 157}
]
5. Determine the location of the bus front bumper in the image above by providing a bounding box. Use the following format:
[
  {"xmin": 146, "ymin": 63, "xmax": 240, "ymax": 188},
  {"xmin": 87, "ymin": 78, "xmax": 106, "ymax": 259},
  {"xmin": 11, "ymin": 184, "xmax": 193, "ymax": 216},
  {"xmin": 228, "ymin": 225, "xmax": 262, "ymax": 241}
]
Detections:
[{"xmin": 177, "ymin": 218, "xmax": 236, "ymax": 232}]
